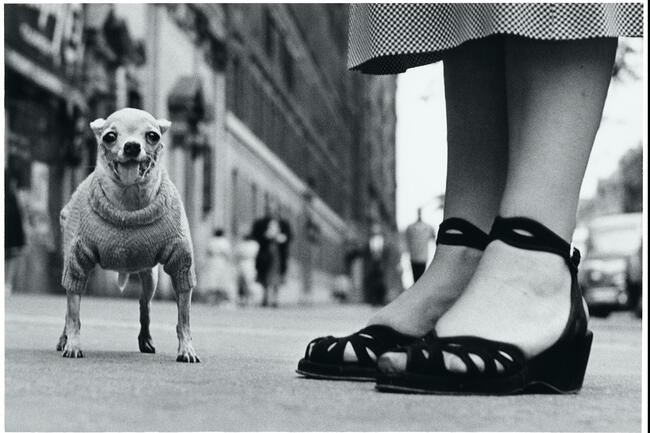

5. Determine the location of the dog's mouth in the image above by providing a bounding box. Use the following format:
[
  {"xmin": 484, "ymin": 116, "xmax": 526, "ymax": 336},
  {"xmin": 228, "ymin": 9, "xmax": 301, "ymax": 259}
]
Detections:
[{"xmin": 110, "ymin": 157, "xmax": 156, "ymax": 184}]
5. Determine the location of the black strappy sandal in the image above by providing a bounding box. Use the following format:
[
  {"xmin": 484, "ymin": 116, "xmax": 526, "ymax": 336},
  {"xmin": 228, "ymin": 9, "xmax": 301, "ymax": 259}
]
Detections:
[
  {"xmin": 375, "ymin": 216, "xmax": 592, "ymax": 395},
  {"xmin": 296, "ymin": 217, "xmax": 490, "ymax": 381}
]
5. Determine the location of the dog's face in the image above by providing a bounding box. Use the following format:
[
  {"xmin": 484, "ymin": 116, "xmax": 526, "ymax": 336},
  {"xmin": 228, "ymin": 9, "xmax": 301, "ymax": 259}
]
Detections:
[{"xmin": 90, "ymin": 108, "xmax": 171, "ymax": 186}]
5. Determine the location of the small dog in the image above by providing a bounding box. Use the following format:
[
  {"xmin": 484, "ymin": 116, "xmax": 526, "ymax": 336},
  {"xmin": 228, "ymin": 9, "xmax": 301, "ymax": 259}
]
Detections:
[{"xmin": 56, "ymin": 108, "xmax": 199, "ymax": 362}]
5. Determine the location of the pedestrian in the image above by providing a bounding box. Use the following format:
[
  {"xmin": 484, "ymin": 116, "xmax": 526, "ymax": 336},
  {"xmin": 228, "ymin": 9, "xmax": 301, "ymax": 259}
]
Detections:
[
  {"xmin": 251, "ymin": 207, "xmax": 291, "ymax": 307},
  {"xmin": 233, "ymin": 224, "xmax": 261, "ymax": 306},
  {"xmin": 4, "ymin": 171, "xmax": 26, "ymax": 296},
  {"xmin": 364, "ymin": 223, "xmax": 388, "ymax": 305},
  {"xmin": 277, "ymin": 217, "xmax": 292, "ymax": 286},
  {"xmin": 200, "ymin": 228, "xmax": 235, "ymax": 305},
  {"xmin": 405, "ymin": 208, "xmax": 436, "ymax": 282},
  {"xmin": 297, "ymin": 3, "xmax": 642, "ymax": 395}
]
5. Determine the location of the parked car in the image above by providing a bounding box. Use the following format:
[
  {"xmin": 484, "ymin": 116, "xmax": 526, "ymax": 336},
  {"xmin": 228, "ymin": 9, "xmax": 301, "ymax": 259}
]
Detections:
[{"xmin": 578, "ymin": 213, "xmax": 643, "ymax": 318}]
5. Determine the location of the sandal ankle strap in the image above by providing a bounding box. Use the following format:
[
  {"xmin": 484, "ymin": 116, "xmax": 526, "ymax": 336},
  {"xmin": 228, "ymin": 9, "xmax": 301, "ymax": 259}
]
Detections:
[
  {"xmin": 489, "ymin": 216, "xmax": 581, "ymax": 270},
  {"xmin": 436, "ymin": 218, "xmax": 490, "ymax": 250}
]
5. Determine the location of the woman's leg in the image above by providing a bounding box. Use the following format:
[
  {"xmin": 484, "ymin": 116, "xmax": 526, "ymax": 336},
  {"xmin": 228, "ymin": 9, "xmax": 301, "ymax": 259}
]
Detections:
[
  {"xmin": 361, "ymin": 36, "xmax": 509, "ymax": 344},
  {"xmin": 431, "ymin": 36, "xmax": 617, "ymax": 371}
]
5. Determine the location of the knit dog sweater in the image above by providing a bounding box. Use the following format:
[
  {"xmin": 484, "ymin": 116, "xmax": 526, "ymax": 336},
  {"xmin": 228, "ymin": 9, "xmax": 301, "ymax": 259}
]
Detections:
[{"xmin": 60, "ymin": 169, "xmax": 196, "ymax": 294}]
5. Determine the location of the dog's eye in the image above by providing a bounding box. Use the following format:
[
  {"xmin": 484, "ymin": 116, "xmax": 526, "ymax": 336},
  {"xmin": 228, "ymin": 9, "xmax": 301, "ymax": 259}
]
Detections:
[
  {"xmin": 146, "ymin": 132, "xmax": 160, "ymax": 142},
  {"xmin": 102, "ymin": 132, "xmax": 117, "ymax": 144}
]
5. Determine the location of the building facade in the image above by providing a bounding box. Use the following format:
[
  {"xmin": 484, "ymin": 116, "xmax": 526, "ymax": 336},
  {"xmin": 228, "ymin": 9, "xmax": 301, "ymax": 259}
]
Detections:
[
  {"xmin": 4, "ymin": 3, "xmax": 398, "ymax": 303},
  {"xmin": 4, "ymin": 4, "xmax": 86, "ymax": 294}
]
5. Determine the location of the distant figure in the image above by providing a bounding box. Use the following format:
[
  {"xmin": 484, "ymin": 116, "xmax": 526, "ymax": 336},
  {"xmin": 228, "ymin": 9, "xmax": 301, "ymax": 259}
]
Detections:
[
  {"xmin": 251, "ymin": 209, "xmax": 292, "ymax": 307},
  {"xmin": 276, "ymin": 219, "xmax": 292, "ymax": 284},
  {"xmin": 4, "ymin": 171, "xmax": 26, "ymax": 296},
  {"xmin": 405, "ymin": 208, "xmax": 436, "ymax": 282},
  {"xmin": 233, "ymin": 225, "xmax": 261, "ymax": 306},
  {"xmin": 201, "ymin": 228, "xmax": 235, "ymax": 304},
  {"xmin": 365, "ymin": 223, "xmax": 388, "ymax": 305}
]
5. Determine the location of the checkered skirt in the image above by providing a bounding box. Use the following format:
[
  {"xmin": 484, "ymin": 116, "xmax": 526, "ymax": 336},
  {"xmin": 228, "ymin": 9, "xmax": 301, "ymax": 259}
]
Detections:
[{"xmin": 348, "ymin": 3, "xmax": 644, "ymax": 74}]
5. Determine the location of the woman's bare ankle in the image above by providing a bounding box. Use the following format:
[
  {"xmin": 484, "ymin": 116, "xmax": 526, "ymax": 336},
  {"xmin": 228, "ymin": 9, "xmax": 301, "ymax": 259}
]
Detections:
[{"xmin": 366, "ymin": 245, "xmax": 484, "ymax": 336}]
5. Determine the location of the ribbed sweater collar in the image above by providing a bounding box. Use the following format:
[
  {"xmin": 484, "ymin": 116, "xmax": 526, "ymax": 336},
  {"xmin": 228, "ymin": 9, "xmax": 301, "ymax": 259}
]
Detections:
[{"xmin": 89, "ymin": 172, "xmax": 171, "ymax": 227}]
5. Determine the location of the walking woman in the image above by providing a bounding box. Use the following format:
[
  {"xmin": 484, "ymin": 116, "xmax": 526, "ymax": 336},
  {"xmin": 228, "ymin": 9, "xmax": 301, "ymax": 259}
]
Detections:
[
  {"xmin": 5, "ymin": 170, "xmax": 26, "ymax": 296},
  {"xmin": 297, "ymin": 3, "xmax": 642, "ymax": 394}
]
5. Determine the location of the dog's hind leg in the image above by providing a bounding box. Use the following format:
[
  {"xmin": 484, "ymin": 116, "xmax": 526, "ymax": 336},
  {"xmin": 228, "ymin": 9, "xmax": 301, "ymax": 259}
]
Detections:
[
  {"xmin": 62, "ymin": 292, "xmax": 84, "ymax": 358},
  {"xmin": 138, "ymin": 268, "xmax": 158, "ymax": 353}
]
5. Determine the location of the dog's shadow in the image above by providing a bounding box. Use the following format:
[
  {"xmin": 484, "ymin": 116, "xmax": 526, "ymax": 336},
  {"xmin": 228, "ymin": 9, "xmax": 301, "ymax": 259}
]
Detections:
[{"xmin": 6, "ymin": 347, "xmax": 177, "ymax": 366}]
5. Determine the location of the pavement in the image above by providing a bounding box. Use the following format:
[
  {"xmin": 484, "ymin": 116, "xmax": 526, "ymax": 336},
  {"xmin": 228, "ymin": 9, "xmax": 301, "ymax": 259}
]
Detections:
[{"xmin": 3, "ymin": 293, "xmax": 644, "ymax": 432}]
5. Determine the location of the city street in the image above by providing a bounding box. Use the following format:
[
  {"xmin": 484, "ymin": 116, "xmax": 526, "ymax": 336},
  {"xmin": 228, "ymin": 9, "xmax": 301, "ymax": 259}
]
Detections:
[{"xmin": 4, "ymin": 293, "xmax": 644, "ymax": 432}]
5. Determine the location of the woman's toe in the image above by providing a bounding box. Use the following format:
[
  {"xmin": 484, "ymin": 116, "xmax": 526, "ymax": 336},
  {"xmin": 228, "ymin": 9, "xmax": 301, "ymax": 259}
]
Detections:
[{"xmin": 378, "ymin": 352, "xmax": 407, "ymax": 373}]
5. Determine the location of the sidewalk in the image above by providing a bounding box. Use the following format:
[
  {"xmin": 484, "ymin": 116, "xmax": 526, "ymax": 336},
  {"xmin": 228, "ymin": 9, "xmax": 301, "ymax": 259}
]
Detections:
[{"xmin": 4, "ymin": 293, "xmax": 644, "ymax": 431}]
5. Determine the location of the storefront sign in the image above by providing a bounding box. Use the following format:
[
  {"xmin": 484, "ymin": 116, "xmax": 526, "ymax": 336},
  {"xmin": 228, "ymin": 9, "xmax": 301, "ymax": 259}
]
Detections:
[{"xmin": 4, "ymin": 4, "xmax": 84, "ymax": 81}]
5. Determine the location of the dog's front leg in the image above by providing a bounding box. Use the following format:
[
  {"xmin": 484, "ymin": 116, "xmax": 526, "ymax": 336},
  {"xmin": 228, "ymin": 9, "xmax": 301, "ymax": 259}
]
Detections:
[
  {"xmin": 62, "ymin": 292, "xmax": 84, "ymax": 358},
  {"xmin": 138, "ymin": 269, "xmax": 158, "ymax": 353},
  {"xmin": 176, "ymin": 289, "xmax": 200, "ymax": 363}
]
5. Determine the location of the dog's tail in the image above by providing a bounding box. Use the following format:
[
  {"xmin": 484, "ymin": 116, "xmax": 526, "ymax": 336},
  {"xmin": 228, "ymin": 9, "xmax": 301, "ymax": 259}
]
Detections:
[{"xmin": 116, "ymin": 272, "xmax": 129, "ymax": 293}]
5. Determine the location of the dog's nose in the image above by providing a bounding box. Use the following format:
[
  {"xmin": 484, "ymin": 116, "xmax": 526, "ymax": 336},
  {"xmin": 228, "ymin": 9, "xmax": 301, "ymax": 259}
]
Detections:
[{"xmin": 123, "ymin": 141, "xmax": 141, "ymax": 157}]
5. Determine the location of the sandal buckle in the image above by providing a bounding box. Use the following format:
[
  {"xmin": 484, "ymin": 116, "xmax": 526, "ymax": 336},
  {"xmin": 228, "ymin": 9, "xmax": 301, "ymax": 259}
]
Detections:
[{"xmin": 571, "ymin": 248, "xmax": 581, "ymax": 267}]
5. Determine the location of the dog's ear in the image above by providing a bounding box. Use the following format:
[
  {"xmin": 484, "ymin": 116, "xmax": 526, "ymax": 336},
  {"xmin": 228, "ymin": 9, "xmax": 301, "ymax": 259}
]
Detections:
[
  {"xmin": 157, "ymin": 119, "xmax": 172, "ymax": 135},
  {"xmin": 89, "ymin": 118, "xmax": 107, "ymax": 137}
]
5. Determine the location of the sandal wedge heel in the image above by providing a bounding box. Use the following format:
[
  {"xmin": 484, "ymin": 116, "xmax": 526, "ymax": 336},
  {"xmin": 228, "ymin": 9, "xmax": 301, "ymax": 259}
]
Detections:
[
  {"xmin": 376, "ymin": 216, "xmax": 593, "ymax": 395},
  {"xmin": 525, "ymin": 329, "xmax": 593, "ymax": 393}
]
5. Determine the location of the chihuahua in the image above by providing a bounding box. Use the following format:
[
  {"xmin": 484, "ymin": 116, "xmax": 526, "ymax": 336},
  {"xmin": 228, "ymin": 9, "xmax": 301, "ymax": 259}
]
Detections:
[{"xmin": 57, "ymin": 108, "xmax": 199, "ymax": 362}]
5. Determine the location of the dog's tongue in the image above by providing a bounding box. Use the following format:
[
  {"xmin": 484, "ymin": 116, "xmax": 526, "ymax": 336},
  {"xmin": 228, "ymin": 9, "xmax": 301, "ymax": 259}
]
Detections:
[{"xmin": 117, "ymin": 161, "xmax": 140, "ymax": 184}]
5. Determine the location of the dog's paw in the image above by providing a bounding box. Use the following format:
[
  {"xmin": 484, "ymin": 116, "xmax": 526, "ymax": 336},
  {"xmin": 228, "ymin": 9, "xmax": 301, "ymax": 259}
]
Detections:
[
  {"xmin": 62, "ymin": 341, "xmax": 84, "ymax": 359},
  {"xmin": 138, "ymin": 334, "xmax": 156, "ymax": 354},
  {"xmin": 56, "ymin": 334, "xmax": 67, "ymax": 352},
  {"xmin": 176, "ymin": 345, "xmax": 200, "ymax": 363},
  {"xmin": 62, "ymin": 347, "xmax": 84, "ymax": 359}
]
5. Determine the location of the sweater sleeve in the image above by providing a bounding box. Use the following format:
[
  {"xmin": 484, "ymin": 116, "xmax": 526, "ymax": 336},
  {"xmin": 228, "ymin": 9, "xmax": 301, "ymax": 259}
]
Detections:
[
  {"xmin": 159, "ymin": 179, "xmax": 197, "ymax": 294},
  {"xmin": 61, "ymin": 237, "xmax": 97, "ymax": 294},
  {"xmin": 162, "ymin": 238, "xmax": 196, "ymax": 293}
]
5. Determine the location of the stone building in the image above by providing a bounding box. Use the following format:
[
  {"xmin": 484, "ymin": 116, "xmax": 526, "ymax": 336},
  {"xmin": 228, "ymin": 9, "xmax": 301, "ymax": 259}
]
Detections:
[
  {"xmin": 4, "ymin": 4, "xmax": 86, "ymax": 294},
  {"xmin": 223, "ymin": 4, "xmax": 399, "ymax": 302},
  {"xmin": 4, "ymin": 3, "xmax": 398, "ymax": 303}
]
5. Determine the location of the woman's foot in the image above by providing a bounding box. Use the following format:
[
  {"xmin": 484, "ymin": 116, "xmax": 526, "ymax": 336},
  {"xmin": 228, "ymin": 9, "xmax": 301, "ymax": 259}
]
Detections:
[
  {"xmin": 339, "ymin": 244, "xmax": 483, "ymax": 362},
  {"xmin": 379, "ymin": 240, "xmax": 573, "ymax": 372},
  {"xmin": 298, "ymin": 218, "xmax": 490, "ymax": 372}
]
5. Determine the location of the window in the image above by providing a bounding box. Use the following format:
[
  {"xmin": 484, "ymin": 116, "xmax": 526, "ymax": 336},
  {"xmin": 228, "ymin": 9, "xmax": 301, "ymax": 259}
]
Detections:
[
  {"xmin": 251, "ymin": 79, "xmax": 262, "ymax": 137},
  {"xmin": 202, "ymin": 147, "xmax": 213, "ymax": 216},
  {"xmin": 251, "ymin": 182, "xmax": 258, "ymax": 218},
  {"xmin": 230, "ymin": 56, "xmax": 243, "ymax": 118},
  {"xmin": 231, "ymin": 168, "xmax": 239, "ymax": 234},
  {"xmin": 264, "ymin": 9, "xmax": 275, "ymax": 57},
  {"xmin": 128, "ymin": 90, "xmax": 142, "ymax": 109},
  {"xmin": 280, "ymin": 41, "xmax": 294, "ymax": 91}
]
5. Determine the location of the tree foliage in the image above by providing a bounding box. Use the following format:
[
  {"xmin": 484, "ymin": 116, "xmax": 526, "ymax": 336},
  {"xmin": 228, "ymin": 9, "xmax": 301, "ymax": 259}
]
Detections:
[
  {"xmin": 619, "ymin": 144, "xmax": 643, "ymax": 213},
  {"xmin": 612, "ymin": 39, "xmax": 641, "ymax": 82}
]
